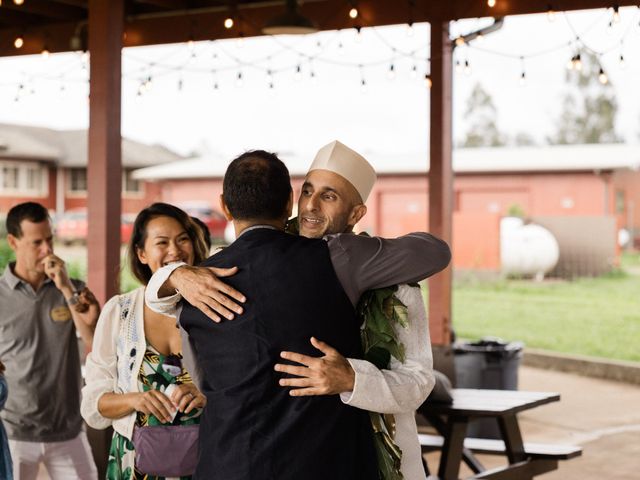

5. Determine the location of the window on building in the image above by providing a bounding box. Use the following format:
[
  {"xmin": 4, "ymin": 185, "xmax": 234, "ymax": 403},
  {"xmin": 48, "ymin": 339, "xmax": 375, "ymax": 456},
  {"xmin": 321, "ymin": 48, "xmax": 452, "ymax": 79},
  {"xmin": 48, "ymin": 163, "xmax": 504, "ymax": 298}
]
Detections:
[
  {"xmin": 123, "ymin": 170, "xmax": 141, "ymax": 193},
  {"xmin": 0, "ymin": 161, "xmax": 47, "ymax": 196},
  {"xmin": 69, "ymin": 168, "xmax": 87, "ymax": 192},
  {"xmin": 2, "ymin": 165, "xmax": 19, "ymax": 189}
]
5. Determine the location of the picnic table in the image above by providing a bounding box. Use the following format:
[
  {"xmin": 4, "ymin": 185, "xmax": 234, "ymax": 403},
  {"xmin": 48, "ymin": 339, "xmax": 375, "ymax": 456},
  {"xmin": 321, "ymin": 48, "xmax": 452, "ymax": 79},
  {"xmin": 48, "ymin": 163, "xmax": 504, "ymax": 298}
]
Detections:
[{"xmin": 418, "ymin": 388, "xmax": 582, "ymax": 480}]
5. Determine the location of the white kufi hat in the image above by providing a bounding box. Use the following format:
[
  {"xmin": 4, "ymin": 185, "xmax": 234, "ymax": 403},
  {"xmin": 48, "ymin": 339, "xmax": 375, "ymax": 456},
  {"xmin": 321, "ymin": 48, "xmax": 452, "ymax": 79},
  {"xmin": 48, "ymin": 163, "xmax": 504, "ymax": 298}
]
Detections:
[{"xmin": 307, "ymin": 140, "xmax": 376, "ymax": 203}]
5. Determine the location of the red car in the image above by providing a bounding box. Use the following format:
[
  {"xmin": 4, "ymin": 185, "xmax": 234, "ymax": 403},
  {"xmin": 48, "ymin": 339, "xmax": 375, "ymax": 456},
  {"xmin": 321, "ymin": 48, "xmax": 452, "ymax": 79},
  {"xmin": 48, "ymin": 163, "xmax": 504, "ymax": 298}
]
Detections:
[
  {"xmin": 56, "ymin": 209, "xmax": 135, "ymax": 245},
  {"xmin": 178, "ymin": 203, "xmax": 228, "ymax": 241}
]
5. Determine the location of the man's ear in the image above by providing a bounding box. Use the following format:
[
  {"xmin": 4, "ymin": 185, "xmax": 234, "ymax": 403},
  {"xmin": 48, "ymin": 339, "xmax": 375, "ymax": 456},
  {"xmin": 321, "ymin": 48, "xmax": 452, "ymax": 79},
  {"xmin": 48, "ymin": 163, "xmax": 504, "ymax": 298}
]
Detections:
[
  {"xmin": 6, "ymin": 234, "xmax": 18, "ymax": 251},
  {"xmin": 219, "ymin": 194, "xmax": 234, "ymax": 221},
  {"xmin": 348, "ymin": 204, "xmax": 367, "ymax": 229},
  {"xmin": 285, "ymin": 190, "xmax": 294, "ymax": 219}
]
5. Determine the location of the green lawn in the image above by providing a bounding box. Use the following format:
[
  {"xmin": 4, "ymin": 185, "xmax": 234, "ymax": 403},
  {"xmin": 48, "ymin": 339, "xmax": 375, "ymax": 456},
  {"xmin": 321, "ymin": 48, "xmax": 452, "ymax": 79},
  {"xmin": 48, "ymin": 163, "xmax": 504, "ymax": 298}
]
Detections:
[{"xmin": 449, "ymin": 264, "xmax": 640, "ymax": 363}]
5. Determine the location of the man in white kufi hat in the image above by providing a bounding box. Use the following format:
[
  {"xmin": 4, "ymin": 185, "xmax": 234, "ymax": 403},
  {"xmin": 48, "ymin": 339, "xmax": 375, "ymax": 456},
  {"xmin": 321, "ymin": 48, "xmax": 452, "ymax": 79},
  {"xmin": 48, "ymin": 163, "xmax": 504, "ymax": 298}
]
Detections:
[{"xmin": 274, "ymin": 140, "xmax": 440, "ymax": 480}]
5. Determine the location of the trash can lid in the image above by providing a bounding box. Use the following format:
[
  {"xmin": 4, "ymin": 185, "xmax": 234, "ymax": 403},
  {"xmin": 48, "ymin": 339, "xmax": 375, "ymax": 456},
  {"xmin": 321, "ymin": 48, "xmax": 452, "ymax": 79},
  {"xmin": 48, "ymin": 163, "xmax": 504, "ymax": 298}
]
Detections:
[{"xmin": 453, "ymin": 336, "xmax": 524, "ymax": 356}]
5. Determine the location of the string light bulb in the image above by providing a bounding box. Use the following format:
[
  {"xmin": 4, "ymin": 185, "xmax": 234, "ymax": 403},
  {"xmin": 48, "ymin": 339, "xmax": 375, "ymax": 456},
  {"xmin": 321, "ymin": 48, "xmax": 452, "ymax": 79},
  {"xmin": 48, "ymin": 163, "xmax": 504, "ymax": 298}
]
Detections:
[
  {"xmin": 224, "ymin": 17, "xmax": 234, "ymax": 29},
  {"xmin": 406, "ymin": 22, "xmax": 414, "ymax": 37},
  {"xmin": 41, "ymin": 46, "xmax": 50, "ymax": 59},
  {"xmin": 547, "ymin": 7, "xmax": 556, "ymax": 22},
  {"xmin": 236, "ymin": 71, "xmax": 243, "ymax": 88},
  {"xmin": 476, "ymin": 33, "xmax": 484, "ymax": 43},
  {"xmin": 424, "ymin": 74, "xmax": 432, "ymax": 88},
  {"xmin": 411, "ymin": 64, "xmax": 418, "ymax": 79},
  {"xmin": 519, "ymin": 71, "xmax": 526, "ymax": 86},
  {"xmin": 360, "ymin": 78, "xmax": 367, "ymax": 94},
  {"xmin": 455, "ymin": 59, "xmax": 463, "ymax": 74},
  {"xmin": 355, "ymin": 26, "xmax": 362, "ymax": 43},
  {"xmin": 612, "ymin": 5, "xmax": 620, "ymax": 23},
  {"xmin": 455, "ymin": 36, "xmax": 465, "ymax": 47},
  {"xmin": 387, "ymin": 63, "xmax": 396, "ymax": 80},
  {"xmin": 349, "ymin": 7, "xmax": 359, "ymax": 19},
  {"xmin": 619, "ymin": 53, "xmax": 625, "ymax": 69},
  {"xmin": 14, "ymin": 0, "xmax": 25, "ymax": 5},
  {"xmin": 487, "ymin": 0, "xmax": 496, "ymax": 7},
  {"xmin": 14, "ymin": 35, "xmax": 24, "ymax": 49},
  {"xmin": 294, "ymin": 64, "xmax": 302, "ymax": 81},
  {"xmin": 598, "ymin": 67, "xmax": 608, "ymax": 84},
  {"xmin": 463, "ymin": 59, "xmax": 471, "ymax": 75}
]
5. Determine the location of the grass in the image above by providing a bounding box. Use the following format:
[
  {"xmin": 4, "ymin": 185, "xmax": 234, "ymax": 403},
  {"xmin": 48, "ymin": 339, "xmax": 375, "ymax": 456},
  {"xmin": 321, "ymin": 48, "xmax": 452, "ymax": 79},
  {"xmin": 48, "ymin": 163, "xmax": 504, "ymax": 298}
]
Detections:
[{"xmin": 450, "ymin": 271, "xmax": 640, "ymax": 363}]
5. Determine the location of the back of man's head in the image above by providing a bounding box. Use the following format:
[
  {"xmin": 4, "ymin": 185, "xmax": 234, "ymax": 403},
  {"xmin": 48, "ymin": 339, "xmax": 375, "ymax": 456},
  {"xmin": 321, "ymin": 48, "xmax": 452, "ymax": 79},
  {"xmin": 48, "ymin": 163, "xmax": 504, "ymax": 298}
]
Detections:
[
  {"xmin": 223, "ymin": 150, "xmax": 292, "ymax": 221},
  {"xmin": 6, "ymin": 202, "xmax": 50, "ymax": 238}
]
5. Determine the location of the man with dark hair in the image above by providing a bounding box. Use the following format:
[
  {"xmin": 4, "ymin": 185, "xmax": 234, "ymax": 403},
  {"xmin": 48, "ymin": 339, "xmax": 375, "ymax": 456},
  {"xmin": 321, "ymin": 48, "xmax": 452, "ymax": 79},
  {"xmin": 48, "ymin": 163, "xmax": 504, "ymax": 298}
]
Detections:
[
  {"xmin": 0, "ymin": 202, "xmax": 99, "ymax": 480},
  {"xmin": 146, "ymin": 150, "xmax": 450, "ymax": 479}
]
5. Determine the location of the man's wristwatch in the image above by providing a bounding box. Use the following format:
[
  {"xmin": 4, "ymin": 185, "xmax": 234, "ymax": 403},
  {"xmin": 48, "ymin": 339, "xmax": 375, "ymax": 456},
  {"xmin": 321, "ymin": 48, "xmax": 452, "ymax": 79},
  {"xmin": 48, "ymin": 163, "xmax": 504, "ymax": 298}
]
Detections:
[{"xmin": 66, "ymin": 290, "xmax": 80, "ymax": 306}]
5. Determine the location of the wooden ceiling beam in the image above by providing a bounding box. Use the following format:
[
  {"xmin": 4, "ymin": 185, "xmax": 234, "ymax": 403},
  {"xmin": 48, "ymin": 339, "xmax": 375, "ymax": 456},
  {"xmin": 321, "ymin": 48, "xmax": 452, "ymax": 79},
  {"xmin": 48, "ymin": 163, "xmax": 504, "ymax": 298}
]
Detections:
[
  {"xmin": 134, "ymin": 0, "xmax": 191, "ymax": 9},
  {"xmin": 0, "ymin": 0, "xmax": 87, "ymax": 21},
  {"xmin": 50, "ymin": 0, "xmax": 88, "ymax": 8},
  {"xmin": 0, "ymin": 0, "xmax": 638, "ymax": 57}
]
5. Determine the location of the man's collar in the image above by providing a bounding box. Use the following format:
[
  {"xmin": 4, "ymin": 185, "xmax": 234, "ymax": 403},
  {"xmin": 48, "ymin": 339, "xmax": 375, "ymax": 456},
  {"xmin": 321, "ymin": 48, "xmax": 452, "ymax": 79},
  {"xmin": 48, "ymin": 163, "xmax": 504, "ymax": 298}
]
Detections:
[
  {"xmin": 237, "ymin": 224, "xmax": 279, "ymax": 238},
  {"xmin": 2, "ymin": 262, "xmax": 51, "ymax": 290}
]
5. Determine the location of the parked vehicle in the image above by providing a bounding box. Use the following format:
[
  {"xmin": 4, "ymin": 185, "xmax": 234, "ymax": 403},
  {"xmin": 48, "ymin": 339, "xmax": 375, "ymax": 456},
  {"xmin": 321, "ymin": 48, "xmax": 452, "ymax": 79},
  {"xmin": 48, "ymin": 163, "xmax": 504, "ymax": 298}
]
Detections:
[
  {"xmin": 178, "ymin": 203, "xmax": 228, "ymax": 241},
  {"xmin": 56, "ymin": 209, "xmax": 135, "ymax": 245}
]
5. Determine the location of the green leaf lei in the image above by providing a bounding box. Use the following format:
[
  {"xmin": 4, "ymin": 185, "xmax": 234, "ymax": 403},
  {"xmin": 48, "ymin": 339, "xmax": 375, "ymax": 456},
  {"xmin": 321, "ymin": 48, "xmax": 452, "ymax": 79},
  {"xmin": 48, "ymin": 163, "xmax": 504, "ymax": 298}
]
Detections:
[{"xmin": 286, "ymin": 218, "xmax": 410, "ymax": 480}]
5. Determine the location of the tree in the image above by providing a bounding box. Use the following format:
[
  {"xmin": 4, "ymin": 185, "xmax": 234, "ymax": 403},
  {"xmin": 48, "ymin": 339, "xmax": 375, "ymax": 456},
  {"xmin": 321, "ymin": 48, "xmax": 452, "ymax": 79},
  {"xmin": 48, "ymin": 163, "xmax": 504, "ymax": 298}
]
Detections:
[
  {"xmin": 548, "ymin": 51, "xmax": 622, "ymax": 144},
  {"xmin": 461, "ymin": 83, "xmax": 506, "ymax": 148}
]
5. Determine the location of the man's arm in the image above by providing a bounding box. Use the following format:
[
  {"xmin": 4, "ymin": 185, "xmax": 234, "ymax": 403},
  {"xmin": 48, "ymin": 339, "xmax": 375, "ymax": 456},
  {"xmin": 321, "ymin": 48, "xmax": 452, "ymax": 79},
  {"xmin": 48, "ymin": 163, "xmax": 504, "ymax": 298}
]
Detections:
[
  {"xmin": 43, "ymin": 254, "xmax": 99, "ymax": 346},
  {"xmin": 145, "ymin": 262, "xmax": 245, "ymax": 323},
  {"xmin": 275, "ymin": 285, "xmax": 435, "ymax": 412},
  {"xmin": 326, "ymin": 232, "xmax": 451, "ymax": 305}
]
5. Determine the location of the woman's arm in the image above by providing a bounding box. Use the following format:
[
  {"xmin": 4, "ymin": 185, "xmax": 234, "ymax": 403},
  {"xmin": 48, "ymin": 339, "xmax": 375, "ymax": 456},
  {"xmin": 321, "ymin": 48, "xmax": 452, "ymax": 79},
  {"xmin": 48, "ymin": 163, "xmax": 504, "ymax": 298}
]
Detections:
[{"xmin": 97, "ymin": 391, "xmax": 177, "ymax": 424}]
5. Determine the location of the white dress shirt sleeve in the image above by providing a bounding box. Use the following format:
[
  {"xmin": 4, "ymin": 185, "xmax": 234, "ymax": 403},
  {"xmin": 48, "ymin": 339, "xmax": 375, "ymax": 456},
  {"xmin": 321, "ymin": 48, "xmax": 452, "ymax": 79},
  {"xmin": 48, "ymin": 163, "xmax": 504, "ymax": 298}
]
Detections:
[{"xmin": 339, "ymin": 285, "xmax": 435, "ymax": 414}]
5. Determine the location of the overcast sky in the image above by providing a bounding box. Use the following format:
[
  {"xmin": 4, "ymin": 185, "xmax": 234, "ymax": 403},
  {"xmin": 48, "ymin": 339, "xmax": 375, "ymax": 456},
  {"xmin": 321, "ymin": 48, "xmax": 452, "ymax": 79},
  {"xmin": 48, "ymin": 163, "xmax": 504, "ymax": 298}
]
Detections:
[{"xmin": 1, "ymin": 6, "xmax": 639, "ymax": 158}]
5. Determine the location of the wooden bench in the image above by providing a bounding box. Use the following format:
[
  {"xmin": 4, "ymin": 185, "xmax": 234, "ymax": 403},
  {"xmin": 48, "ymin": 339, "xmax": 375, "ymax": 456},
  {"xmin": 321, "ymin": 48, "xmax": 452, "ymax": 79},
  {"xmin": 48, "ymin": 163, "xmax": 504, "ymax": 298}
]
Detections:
[{"xmin": 419, "ymin": 433, "xmax": 582, "ymax": 460}]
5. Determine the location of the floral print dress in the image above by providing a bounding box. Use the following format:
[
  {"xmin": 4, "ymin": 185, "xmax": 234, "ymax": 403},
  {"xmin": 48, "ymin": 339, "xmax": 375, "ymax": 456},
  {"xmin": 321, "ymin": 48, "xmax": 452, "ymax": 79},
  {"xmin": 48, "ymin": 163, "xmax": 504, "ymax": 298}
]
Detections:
[{"xmin": 106, "ymin": 346, "xmax": 202, "ymax": 480}]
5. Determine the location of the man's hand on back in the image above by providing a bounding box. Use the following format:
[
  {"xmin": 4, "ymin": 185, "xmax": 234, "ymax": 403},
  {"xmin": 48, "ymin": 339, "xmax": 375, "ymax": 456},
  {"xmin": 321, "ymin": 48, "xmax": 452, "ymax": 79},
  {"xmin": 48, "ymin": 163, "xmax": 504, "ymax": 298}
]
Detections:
[
  {"xmin": 275, "ymin": 337, "xmax": 355, "ymax": 396},
  {"xmin": 169, "ymin": 265, "xmax": 246, "ymax": 323}
]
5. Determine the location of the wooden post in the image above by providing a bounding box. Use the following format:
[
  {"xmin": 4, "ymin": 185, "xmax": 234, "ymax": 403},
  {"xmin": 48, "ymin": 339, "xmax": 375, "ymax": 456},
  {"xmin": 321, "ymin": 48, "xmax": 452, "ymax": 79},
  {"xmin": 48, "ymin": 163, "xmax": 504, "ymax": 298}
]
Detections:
[
  {"xmin": 428, "ymin": 20, "xmax": 453, "ymax": 347},
  {"xmin": 87, "ymin": 0, "xmax": 123, "ymax": 305}
]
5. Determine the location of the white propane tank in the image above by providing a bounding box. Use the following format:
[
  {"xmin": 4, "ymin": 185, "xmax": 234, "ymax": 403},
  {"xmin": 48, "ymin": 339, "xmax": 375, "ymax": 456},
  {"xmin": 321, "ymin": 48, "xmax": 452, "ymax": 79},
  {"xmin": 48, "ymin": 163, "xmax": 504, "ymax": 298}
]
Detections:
[{"xmin": 500, "ymin": 217, "xmax": 560, "ymax": 279}]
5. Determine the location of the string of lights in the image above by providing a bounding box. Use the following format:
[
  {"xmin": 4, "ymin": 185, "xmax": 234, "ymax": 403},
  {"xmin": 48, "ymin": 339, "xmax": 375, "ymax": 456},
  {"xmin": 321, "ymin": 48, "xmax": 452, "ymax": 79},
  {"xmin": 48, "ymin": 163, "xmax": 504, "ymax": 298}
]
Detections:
[{"xmin": 1, "ymin": 3, "xmax": 639, "ymax": 99}]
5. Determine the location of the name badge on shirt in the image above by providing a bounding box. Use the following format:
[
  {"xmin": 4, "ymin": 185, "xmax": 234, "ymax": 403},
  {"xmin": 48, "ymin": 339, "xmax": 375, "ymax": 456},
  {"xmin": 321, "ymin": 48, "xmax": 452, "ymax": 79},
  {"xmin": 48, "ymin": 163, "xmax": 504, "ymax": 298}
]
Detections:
[{"xmin": 51, "ymin": 306, "xmax": 72, "ymax": 322}]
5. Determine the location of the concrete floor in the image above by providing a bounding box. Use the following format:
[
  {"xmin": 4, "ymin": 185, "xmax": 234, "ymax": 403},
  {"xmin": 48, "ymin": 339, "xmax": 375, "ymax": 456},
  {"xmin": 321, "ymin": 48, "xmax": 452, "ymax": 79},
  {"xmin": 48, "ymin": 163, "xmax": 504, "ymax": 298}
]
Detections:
[{"xmin": 423, "ymin": 366, "xmax": 640, "ymax": 479}]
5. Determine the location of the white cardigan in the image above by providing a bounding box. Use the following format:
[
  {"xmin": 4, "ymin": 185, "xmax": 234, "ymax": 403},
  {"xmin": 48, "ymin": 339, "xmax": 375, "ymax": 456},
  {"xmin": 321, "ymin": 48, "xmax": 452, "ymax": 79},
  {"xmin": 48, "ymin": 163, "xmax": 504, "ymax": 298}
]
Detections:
[{"xmin": 81, "ymin": 287, "xmax": 147, "ymax": 440}]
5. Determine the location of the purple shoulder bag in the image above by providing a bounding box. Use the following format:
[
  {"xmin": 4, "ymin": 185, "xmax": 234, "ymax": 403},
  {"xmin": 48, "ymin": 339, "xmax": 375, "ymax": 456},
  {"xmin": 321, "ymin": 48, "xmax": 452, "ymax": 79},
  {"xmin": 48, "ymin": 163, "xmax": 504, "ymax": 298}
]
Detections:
[{"xmin": 132, "ymin": 424, "xmax": 199, "ymax": 477}]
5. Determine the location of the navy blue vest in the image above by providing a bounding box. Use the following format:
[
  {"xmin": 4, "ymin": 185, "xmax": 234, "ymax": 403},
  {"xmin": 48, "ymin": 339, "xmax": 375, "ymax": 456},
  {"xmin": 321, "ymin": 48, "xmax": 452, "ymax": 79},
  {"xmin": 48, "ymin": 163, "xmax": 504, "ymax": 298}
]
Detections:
[{"xmin": 180, "ymin": 228, "xmax": 378, "ymax": 480}]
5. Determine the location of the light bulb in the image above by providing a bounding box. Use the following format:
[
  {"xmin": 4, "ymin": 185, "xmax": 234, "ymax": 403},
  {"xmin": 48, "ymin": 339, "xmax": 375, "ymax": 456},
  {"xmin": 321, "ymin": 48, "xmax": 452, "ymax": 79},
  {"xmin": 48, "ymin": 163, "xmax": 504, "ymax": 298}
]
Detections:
[
  {"xmin": 424, "ymin": 75, "xmax": 432, "ymax": 88},
  {"xmin": 598, "ymin": 68, "xmax": 608, "ymax": 84},
  {"xmin": 14, "ymin": 0, "xmax": 25, "ymax": 5},
  {"xmin": 294, "ymin": 65, "xmax": 302, "ymax": 81},
  {"xmin": 236, "ymin": 72, "xmax": 243, "ymax": 88},
  {"xmin": 464, "ymin": 60, "xmax": 471, "ymax": 76},
  {"xmin": 224, "ymin": 17, "xmax": 234, "ymax": 29},
  {"xmin": 387, "ymin": 64, "xmax": 396, "ymax": 80},
  {"xmin": 14, "ymin": 36, "xmax": 24, "ymax": 49},
  {"xmin": 360, "ymin": 78, "xmax": 367, "ymax": 94},
  {"xmin": 411, "ymin": 65, "xmax": 418, "ymax": 79},
  {"xmin": 406, "ymin": 23, "xmax": 414, "ymax": 37},
  {"xmin": 487, "ymin": 0, "xmax": 496, "ymax": 7},
  {"xmin": 455, "ymin": 37, "xmax": 465, "ymax": 47},
  {"xmin": 619, "ymin": 54, "xmax": 626, "ymax": 69},
  {"xmin": 547, "ymin": 9, "xmax": 556, "ymax": 22},
  {"xmin": 519, "ymin": 71, "xmax": 526, "ymax": 86},
  {"xmin": 41, "ymin": 47, "xmax": 50, "ymax": 59},
  {"xmin": 354, "ymin": 27, "xmax": 362, "ymax": 43},
  {"xmin": 349, "ymin": 7, "xmax": 358, "ymax": 19},
  {"xmin": 612, "ymin": 6, "xmax": 620, "ymax": 23},
  {"xmin": 476, "ymin": 33, "xmax": 484, "ymax": 43}
]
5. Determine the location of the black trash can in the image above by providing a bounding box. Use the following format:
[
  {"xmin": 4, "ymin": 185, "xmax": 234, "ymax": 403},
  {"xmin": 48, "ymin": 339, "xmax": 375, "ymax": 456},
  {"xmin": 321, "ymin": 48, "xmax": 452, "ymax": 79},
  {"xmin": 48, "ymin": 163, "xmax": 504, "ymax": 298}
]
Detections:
[{"xmin": 453, "ymin": 337, "xmax": 524, "ymax": 438}]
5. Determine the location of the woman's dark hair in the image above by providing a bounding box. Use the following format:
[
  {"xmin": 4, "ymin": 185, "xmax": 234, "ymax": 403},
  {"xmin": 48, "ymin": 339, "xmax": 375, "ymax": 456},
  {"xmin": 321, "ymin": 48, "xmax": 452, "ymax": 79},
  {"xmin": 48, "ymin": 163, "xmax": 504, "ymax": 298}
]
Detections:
[
  {"xmin": 222, "ymin": 150, "xmax": 291, "ymax": 221},
  {"xmin": 128, "ymin": 203, "xmax": 208, "ymax": 285}
]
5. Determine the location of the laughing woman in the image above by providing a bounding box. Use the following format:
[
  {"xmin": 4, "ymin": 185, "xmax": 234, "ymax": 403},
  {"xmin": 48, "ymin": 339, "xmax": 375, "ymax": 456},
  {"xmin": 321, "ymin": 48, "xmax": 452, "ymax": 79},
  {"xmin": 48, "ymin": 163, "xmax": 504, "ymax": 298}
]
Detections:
[{"xmin": 81, "ymin": 203, "xmax": 209, "ymax": 480}]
